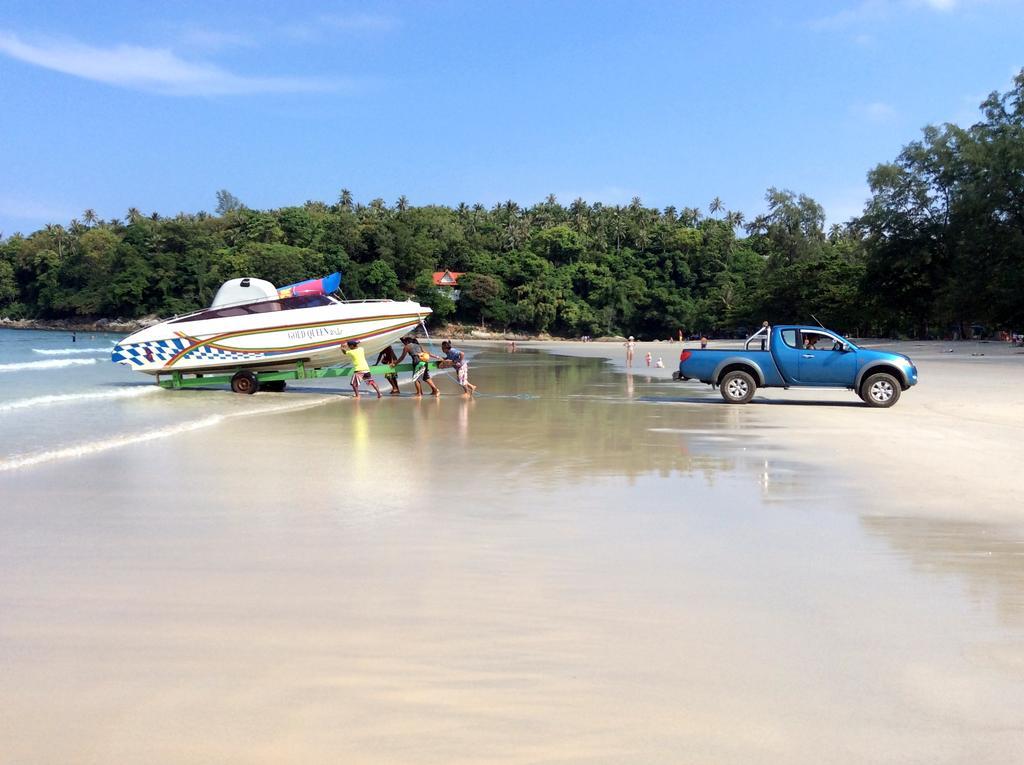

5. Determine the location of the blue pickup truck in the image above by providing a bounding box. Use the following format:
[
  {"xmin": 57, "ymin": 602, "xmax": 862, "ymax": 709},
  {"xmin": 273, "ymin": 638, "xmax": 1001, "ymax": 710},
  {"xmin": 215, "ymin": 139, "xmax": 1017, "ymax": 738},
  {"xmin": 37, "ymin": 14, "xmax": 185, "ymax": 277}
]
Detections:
[{"xmin": 672, "ymin": 325, "xmax": 918, "ymax": 407}]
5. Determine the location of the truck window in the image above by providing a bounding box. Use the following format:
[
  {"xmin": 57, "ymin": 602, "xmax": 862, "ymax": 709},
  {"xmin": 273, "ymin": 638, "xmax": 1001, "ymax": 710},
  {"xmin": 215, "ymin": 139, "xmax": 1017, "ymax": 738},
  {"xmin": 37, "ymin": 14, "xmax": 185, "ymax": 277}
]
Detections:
[
  {"xmin": 802, "ymin": 331, "xmax": 840, "ymax": 350},
  {"xmin": 781, "ymin": 329, "xmax": 798, "ymax": 348}
]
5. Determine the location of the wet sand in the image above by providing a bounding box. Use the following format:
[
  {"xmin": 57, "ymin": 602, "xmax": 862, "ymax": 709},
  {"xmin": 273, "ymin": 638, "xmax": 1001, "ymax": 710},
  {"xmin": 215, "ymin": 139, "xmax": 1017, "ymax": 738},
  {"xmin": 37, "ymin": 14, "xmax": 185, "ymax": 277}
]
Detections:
[
  {"xmin": 529, "ymin": 338, "xmax": 1024, "ymax": 521},
  {"xmin": 2, "ymin": 350, "xmax": 1023, "ymax": 763}
]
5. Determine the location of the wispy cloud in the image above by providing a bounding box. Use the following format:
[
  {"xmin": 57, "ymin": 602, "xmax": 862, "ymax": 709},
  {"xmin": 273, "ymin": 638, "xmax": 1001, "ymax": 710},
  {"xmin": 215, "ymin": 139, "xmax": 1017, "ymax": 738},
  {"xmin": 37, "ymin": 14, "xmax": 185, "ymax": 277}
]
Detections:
[
  {"xmin": 811, "ymin": 0, "xmax": 966, "ymax": 29},
  {"xmin": 0, "ymin": 30, "xmax": 336, "ymax": 96},
  {"xmin": 282, "ymin": 12, "xmax": 399, "ymax": 42},
  {"xmin": 177, "ymin": 26, "xmax": 255, "ymax": 52},
  {"xmin": 854, "ymin": 101, "xmax": 898, "ymax": 122},
  {"xmin": 0, "ymin": 194, "xmax": 77, "ymax": 227},
  {"xmin": 321, "ymin": 13, "xmax": 398, "ymax": 31}
]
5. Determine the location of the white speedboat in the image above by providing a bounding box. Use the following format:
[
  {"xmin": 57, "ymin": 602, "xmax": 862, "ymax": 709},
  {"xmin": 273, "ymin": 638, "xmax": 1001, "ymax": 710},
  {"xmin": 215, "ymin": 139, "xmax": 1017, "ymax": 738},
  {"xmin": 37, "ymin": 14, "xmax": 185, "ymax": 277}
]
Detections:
[{"xmin": 112, "ymin": 274, "xmax": 430, "ymax": 376}]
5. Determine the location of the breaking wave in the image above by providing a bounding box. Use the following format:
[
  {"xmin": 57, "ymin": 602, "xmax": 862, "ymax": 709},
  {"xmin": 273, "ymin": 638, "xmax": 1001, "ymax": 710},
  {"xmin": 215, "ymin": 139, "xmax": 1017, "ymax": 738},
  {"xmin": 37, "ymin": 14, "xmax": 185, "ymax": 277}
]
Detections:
[
  {"xmin": 0, "ymin": 386, "xmax": 159, "ymax": 414},
  {"xmin": 0, "ymin": 358, "xmax": 98, "ymax": 373},
  {"xmin": 0, "ymin": 395, "xmax": 335, "ymax": 472},
  {"xmin": 32, "ymin": 347, "xmax": 113, "ymax": 355}
]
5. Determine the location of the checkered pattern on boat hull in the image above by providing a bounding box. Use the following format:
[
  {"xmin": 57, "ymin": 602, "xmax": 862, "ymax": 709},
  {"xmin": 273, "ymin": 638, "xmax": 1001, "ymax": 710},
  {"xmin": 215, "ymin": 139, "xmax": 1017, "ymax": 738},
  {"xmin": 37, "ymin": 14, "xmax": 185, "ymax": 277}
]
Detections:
[
  {"xmin": 112, "ymin": 338, "xmax": 265, "ymax": 367},
  {"xmin": 186, "ymin": 347, "xmax": 266, "ymax": 362},
  {"xmin": 111, "ymin": 338, "xmax": 189, "ymax": 366}
]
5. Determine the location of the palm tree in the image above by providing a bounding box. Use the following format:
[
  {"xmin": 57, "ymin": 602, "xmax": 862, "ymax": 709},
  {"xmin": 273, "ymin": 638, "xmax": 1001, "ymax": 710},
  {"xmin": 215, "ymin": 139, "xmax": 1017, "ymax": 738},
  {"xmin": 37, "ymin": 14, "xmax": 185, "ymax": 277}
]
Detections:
[
  {"xmin": 126, "ymin": 207, "xmax": 143, "ymax": 224},
  {"xmin": 338, "ymin": 188, "xmax": 353, "ymax": 209},
  {"xmin": 396, "ymin": 195, "xmax": 409, "ymax": 212},
  {"xmin": 680, "ymin": 207, "xmax": 702, "ymax": 227},
  {"xmin": 709, "ymin": 197, "xmax": 723, "ymax": 217},
  {"xmin": 82, "ymin": 209, "xmax": 98, "ymax": 227},
  {"xmin": 612, "ymin": 207, "xmax": 625, "ymax": 255},
  {"xmin": 745, "ymin": 215, "xmax": 769, "ymax": 236},
  {"xmin": 44, "ymin": 223, "xmax": 67, "ymax": 258},
  {"xmin": 569, "ymin": 197, "xmax": 588, "ymax": 233},
  {"xmin": 725, "ymin": 210, "xmax": 745, "ymax": 229}
]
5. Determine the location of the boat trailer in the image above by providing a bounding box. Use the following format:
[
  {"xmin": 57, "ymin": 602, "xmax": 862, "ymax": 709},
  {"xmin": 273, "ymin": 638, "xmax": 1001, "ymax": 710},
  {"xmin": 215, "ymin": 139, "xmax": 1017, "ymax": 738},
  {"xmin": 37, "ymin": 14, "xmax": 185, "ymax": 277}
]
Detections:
[{"xmin": 156, "ymin": 360, "xmax": 440, "ymax": 394}]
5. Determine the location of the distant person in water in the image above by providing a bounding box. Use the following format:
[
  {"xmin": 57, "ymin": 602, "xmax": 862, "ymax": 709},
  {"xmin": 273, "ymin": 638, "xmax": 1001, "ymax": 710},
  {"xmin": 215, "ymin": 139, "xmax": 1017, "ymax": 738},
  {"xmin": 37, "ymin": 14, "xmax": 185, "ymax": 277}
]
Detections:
[
  {"xmin": 645, "ymin": 351, "xmax": 652, "ymax": 367},
  {"xmin": 395, "ymin": 335, "xmax": 440, "ymax": 397},
  {"xmin": 344, "ymin": 340, "xmax": 381, "ymax": 399},
  {"xmin": 71, "ymin": 331, "xmax": 76, "ymax": 343},
  {"xmin": 376, "ymin": 345, "xmax": 401, "ymax": 395},
  {"xmin": 624, "ymin": 336, "xmax": 636, "ymax": 367},
  {"xmin": 441, "ymin": 340, "xmax": 477, "ymax": 396}
]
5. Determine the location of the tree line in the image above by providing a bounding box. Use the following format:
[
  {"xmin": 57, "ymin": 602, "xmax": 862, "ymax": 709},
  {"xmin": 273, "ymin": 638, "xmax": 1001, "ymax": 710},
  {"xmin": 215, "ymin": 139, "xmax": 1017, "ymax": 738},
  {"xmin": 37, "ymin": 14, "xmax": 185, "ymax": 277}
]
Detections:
[{"xmin": 2, "ymin": 71, "xmax": 1022, "ymax": 339}]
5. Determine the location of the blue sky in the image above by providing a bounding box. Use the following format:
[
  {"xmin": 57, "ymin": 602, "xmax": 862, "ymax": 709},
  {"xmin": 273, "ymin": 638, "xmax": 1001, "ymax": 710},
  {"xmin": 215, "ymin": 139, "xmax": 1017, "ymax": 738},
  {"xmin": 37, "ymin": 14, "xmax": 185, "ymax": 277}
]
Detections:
[{"xmin": 0, "ymin": 0, "xmax": 1021, "ymax": 234}]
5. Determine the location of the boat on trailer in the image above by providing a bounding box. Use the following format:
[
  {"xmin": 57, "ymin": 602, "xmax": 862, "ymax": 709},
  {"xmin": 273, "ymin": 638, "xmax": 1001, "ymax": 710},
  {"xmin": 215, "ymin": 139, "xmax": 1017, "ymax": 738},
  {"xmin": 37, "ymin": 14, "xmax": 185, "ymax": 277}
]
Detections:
[{"xmin": 112, "ymin": 274, "xmax": 432, "ymax": 392}]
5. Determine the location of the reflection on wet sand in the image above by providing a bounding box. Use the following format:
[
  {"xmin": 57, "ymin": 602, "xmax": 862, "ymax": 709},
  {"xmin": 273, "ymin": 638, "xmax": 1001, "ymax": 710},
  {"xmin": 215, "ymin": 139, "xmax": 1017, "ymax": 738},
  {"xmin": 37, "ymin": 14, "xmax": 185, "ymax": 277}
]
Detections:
[
  {"xmin": 2, "ymin": 349, "xmax": 1024, "ymax": 762},
  {"xmin": 862, "ymin": 515, "xmax": 1024, "ymax": 628}
]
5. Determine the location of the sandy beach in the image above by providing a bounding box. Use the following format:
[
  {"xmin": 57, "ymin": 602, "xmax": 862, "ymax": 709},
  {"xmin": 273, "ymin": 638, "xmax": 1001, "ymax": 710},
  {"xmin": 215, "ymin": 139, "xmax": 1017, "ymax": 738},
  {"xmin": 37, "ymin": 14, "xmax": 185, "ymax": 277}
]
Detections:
[
  {"xmin": 527, "ymin": 338, "xmax": 1024, "ymax": 521},
  {"xmin": 1, "ymin": 334, "xmax": 1023, "ymax": 763}
]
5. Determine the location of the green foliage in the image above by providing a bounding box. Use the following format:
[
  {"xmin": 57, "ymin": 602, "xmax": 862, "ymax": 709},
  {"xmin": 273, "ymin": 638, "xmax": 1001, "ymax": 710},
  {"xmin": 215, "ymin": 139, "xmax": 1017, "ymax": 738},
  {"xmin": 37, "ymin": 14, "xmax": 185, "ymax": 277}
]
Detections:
[
  {"xmin": 858, "ymin": 69, "xmax": 1024, "ymax": 335},
  {"xmin": 0, "ymin": 259, "xmax": 17, "ymax": 308}
]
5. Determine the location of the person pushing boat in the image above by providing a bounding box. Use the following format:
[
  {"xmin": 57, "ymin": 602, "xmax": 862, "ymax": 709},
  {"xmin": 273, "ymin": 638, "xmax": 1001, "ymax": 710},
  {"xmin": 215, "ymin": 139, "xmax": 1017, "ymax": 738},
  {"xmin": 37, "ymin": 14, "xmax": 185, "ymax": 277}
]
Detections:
[
  {"xmin": 440, "ymin": 340, "xmax": 477, "ymax": 396},
  {"xmin": 344, "ymin": 339, "xmax": 382, "ymax": 399},
  {"xmin": 376, "ymin": 344, "xmax": 401, "ymax": 395},
  {"xmin": 395, "ymin": 335, "xmax": 440, "ymax": 397}
]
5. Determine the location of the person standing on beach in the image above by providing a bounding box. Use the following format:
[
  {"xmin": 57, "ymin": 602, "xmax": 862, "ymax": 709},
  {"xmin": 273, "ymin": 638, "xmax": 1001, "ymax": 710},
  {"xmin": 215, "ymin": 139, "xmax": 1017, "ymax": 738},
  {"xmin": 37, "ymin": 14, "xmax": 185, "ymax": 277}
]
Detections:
[
  {"xmin": 624, "ymin": 336, "xmax": 636, "ymax": 367},
  {"xmin": 645, "ymin": 351, "xmax": 652, "ymax": 367},
  {"xmin": 344, "ymin": 340, "xmax": 382, "ymax": 399},
  {"xmin": 441, "ymin": 340, "xmax": 477, "ymax": 396},
  {"xmin": 376, "ymin": 345, "xmax": 401, "ymax": 395},
  {"xmin": 700, "ymin": 335, "xmax": 708, "ymax": 350},
  {"xmin": 395, "ymin": 335, "xmax": 440, "ymax": 397}
]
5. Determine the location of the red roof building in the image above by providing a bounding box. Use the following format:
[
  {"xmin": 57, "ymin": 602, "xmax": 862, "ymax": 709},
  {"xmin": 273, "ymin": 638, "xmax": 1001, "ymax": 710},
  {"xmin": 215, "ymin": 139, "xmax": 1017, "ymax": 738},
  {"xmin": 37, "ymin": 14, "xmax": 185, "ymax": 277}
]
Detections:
[{"xmin": 432, "ymin": 270, "xmax": 464, "ymax": 287}]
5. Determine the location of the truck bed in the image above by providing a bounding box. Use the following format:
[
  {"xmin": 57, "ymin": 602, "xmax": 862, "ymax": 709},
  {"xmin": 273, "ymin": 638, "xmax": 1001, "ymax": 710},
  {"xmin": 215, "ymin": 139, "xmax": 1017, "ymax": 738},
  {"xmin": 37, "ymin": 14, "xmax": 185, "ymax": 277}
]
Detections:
[{"xmin": 678, "ymin": 349, "xmax": 788, "ymax": 386}]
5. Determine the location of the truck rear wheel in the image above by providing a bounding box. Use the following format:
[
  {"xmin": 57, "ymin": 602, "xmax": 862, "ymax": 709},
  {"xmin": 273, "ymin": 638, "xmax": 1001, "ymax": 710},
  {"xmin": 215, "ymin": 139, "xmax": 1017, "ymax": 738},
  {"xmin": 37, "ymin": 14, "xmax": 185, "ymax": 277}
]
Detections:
[
  {"xmin": 720, "ymin": 370, "xmax": 756, "ymax": 404},
  {"xmin": 230, "ymin": 371, "xmax": 259, "ymax": 395},
  {"xmin": 861, "ymin": 372, "xmax": 900, "ymax": 408}
]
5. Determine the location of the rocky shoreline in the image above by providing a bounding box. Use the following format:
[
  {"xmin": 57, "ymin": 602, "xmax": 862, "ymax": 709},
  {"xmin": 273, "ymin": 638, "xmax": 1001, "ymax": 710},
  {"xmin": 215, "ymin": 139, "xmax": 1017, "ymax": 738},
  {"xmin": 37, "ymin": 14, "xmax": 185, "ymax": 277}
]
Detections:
[{"xmin": 0, "ymin": 316, "xmax": 160, "ymax": 333}]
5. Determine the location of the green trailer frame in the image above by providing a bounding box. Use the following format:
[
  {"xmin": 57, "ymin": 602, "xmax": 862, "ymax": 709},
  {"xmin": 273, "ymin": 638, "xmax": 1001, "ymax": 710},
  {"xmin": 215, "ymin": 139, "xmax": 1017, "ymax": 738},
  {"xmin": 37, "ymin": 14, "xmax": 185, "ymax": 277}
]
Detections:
[{"xmin": 156, "ymin": 360, "xmax": 440, "ymax": 392}]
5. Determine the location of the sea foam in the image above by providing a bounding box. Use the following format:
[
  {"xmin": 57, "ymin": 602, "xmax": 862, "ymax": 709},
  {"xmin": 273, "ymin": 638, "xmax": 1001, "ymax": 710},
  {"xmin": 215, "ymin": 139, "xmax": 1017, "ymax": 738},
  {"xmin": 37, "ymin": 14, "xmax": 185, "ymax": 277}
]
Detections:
[
  {"xmin": 0, "ymin": 395, "xmax": 335, "ymax": 472},
  {"xmin": 0, "ymin": 358, "xmax": 98, "ymax": 373},
  {"xmin": 32, "ymin": 347, "xmax": 113, "ymax": 355},
  {"xmin": 0, "ymin": 386, "xmax": 159, "ymax": 414}
]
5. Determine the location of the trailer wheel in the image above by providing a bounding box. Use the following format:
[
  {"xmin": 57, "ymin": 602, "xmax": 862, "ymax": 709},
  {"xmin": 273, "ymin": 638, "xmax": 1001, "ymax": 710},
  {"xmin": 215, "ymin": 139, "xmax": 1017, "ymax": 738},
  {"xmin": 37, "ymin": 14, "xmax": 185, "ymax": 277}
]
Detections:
[
  {"xmin": 262, "ymin": 380, "xmax": 286, "ymax": 392},
  {"xmin": 230, "ymin": 371, "xmax": 259, "ymax": 395},
  {"xmin": 860, "ymin": 372, "xmax": 900, "ymax": 408},
  {"xmin": 719, "ymin": 370, "xmax": 756, "ymax": 404}
]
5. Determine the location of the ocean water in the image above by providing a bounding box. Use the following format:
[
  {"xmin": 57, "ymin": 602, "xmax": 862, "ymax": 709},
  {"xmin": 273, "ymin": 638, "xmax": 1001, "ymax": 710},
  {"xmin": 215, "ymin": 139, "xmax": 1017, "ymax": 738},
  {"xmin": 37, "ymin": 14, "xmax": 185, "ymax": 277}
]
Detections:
[{"xmin": 0, "ymin": 328, "xmax": 347, "ymax": 470}]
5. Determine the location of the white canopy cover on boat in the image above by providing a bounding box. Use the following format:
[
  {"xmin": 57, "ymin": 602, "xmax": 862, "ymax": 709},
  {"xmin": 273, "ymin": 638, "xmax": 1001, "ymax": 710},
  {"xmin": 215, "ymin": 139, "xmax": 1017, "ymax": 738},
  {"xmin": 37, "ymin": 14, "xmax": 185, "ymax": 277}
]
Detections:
[{"xmin": 210, "ymin": 277, "xmax": 278, "ymax": 308}]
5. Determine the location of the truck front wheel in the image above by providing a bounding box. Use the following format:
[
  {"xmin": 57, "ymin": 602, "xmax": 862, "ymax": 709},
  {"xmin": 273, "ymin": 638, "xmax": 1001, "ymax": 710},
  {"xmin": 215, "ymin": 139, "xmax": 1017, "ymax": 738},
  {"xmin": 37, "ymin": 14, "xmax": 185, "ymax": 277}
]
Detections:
[
  {"xmin": 720, "ymin": 370, "xmax": 756, "ymax": 404},
  {"xmin": 860, "ymin": 372, "xmax": 901, "ymax": 408}
]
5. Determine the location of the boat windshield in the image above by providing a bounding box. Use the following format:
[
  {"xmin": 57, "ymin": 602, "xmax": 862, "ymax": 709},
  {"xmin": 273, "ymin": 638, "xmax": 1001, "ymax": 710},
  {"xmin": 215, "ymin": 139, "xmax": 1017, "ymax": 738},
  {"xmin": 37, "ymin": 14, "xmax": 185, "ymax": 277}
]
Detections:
[{"xmin": 170, "ymin": 294, "xmax": 334, "ymax": 324}]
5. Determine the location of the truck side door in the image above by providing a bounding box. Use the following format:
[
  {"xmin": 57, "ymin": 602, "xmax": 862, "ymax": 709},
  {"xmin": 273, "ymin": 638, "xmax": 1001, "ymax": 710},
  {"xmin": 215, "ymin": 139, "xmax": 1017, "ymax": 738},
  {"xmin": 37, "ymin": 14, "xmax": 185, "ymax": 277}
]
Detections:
[
  {"xmin": 796, "ymin": 330, "xmax": 857, "ymax": 385},
  {"xmin": 770, "ymin": 328, "xmax": 804, "ymax": 385}
]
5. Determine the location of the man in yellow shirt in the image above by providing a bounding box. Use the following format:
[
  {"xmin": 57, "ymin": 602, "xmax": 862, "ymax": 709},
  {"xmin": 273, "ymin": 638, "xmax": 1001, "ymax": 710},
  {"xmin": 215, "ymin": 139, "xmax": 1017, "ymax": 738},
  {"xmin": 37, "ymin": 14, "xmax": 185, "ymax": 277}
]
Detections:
[{"xmin": 344, "ymin": 340, "xmax": 382, "ymax": 399}]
